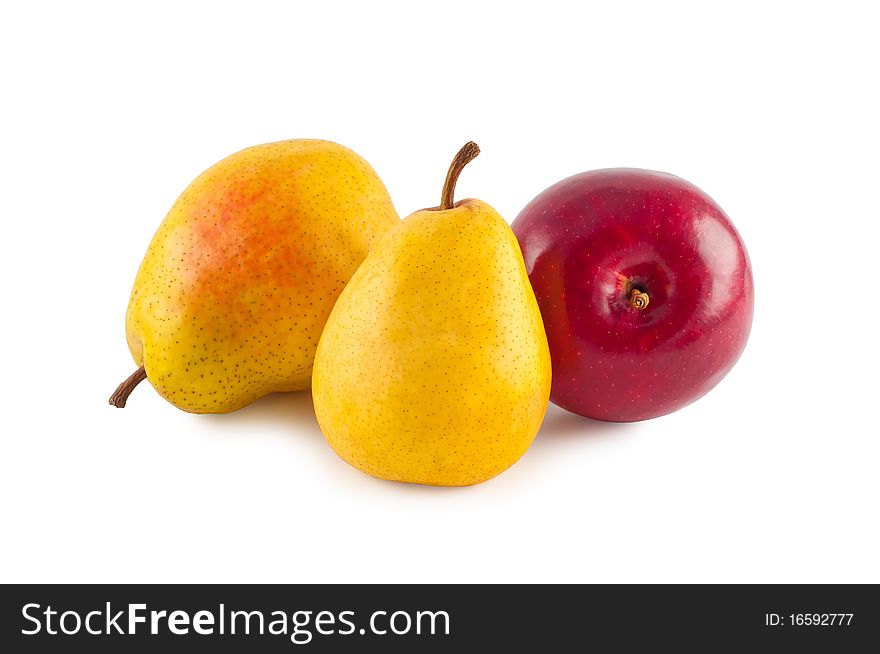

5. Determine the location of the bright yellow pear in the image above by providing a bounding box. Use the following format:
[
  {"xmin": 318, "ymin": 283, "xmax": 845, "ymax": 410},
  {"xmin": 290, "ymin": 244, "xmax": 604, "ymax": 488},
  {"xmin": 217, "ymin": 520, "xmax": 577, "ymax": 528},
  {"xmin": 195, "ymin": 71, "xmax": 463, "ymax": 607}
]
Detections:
[
  {"xmin": 312, "ymin": 143, "xmax": 552, "ymax": 486},
  {"xmin": 111, "ymin": 139, "xmax": 399, "ymax": 413}
]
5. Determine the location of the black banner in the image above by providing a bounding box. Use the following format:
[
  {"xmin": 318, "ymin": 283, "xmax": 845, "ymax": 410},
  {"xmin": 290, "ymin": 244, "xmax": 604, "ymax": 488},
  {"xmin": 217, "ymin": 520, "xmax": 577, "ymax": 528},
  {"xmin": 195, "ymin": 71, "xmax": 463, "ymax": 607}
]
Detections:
[{"xmin": 1, "ymin": 584, "xmax": 876, "ymax": 651}]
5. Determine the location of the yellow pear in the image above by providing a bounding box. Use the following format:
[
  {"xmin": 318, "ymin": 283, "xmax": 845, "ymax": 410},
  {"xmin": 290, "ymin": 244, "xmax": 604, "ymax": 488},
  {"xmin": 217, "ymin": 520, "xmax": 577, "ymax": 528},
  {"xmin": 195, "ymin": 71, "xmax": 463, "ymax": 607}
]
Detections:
[
  {"xmin": 312, "ymin": 142, "xmax": 552, "ymax": 486},
  {"xmin": 110, "ymin": 139, "xmax": 399, "ymax": 413}
]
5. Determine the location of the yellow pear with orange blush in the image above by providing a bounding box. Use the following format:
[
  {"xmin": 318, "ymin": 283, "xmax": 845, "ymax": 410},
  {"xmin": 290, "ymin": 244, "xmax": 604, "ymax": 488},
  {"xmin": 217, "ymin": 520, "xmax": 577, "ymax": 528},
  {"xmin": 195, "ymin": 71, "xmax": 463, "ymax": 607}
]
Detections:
[{"xmin": 110, "ymin": 139, "xmax": 399, "ymax": 413}]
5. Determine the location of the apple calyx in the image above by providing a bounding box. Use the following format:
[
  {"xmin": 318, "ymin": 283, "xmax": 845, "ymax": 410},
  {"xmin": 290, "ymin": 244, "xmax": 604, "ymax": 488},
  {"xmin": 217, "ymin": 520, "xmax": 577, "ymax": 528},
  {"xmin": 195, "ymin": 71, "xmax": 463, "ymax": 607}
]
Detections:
[
  {"xmin": 109, "ymin": 366, "xmax": 147, "ymax": 408},
  {"xmin": 440, "ymin": 141, "xmax": 481, "ymax": 210}
]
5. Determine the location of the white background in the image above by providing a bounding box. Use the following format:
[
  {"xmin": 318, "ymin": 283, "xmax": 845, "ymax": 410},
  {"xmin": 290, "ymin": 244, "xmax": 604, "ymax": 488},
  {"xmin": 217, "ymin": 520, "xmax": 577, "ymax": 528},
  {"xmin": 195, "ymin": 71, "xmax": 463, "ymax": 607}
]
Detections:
[{"xmin": 2, "ymin": 1, "xmax": 878, "ymax": 583}]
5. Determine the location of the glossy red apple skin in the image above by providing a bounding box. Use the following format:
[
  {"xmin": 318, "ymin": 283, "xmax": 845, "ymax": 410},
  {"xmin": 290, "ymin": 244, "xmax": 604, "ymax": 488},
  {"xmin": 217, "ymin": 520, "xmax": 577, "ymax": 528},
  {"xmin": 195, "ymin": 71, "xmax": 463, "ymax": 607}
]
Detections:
[{"xmin": 513, "ymin": 169, "xmax": 753, "ymax": 422}]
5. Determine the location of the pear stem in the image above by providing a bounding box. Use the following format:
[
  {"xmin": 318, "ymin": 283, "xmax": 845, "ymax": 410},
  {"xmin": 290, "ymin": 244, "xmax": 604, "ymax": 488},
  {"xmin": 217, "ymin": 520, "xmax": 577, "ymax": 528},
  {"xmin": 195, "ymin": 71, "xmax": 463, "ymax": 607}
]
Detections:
[
  {"xmin": 109, "ymin": 366, "xmax": 147, "ymax": 408},
  {"xmin": 440, "ymin": 141, "xmax": 481, "ymax": 210}
]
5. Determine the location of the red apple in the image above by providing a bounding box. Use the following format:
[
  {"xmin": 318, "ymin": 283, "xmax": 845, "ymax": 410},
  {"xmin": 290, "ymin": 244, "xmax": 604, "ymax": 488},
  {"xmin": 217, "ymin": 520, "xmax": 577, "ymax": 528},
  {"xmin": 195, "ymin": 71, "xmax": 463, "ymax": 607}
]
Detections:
[{"xmin": 513, "ymin": 169, "xmax": 753, "ymax": 422}]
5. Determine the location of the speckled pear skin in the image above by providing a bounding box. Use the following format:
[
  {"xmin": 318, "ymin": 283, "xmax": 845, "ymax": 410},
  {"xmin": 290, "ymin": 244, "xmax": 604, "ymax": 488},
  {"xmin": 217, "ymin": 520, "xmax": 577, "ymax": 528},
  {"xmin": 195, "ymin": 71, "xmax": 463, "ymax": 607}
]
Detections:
[
  {"xmin": 125, "ymin": 139, "xmax": 399, "ymax": 413},
  {"xmin": 312, "ymin": 199, "xmax": 552, "ymax": 487}
]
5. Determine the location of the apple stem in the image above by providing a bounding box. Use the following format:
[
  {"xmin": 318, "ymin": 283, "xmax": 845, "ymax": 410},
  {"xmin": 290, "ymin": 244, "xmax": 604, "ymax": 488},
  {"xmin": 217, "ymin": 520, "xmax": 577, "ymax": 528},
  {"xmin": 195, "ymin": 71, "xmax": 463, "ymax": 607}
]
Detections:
[
  {"xmin": 440, "ymin": 141, "xmax": 481, "ymax": 210},
  {"xmin": 109, "ymin": 366, "xmax": 147, "ymax": 408},
  {"xmin": 629, "ymin": 288, "xmax": 650, "ymax": 310}
]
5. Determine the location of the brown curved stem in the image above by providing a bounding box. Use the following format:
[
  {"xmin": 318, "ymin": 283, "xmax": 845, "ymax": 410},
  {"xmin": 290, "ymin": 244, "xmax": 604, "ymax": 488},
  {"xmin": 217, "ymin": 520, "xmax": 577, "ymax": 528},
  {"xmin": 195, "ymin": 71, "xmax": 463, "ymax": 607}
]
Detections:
[
  {"xmin": 109, "ymin": 366, "xmax": 147, "ymax": 408},
  {"xmin": 440, "ymin": 141, "xmax": 481, "ymax": 210},
  {"xmin": 629, "ymin": 288, "xmax": 650, "ymax": 310}
]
